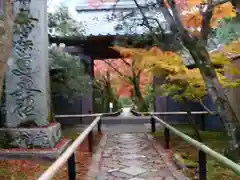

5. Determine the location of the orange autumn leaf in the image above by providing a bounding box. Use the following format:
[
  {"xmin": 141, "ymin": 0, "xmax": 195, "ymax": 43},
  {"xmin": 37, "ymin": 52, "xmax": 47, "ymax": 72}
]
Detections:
[
  {"xmin": 181, "ymin": 2, "xmax": 236, "ymax": 31},
  {"xmin": 211, "ymin": 2, "xmax": 236, "ymax": 27},
  {"xmin": 94, "ymin": 57, "xmax": 151, "ymax": 98},
  {"xmin": 181, "ymin": 11, "xmax": 202, "ymax": 29},
  {"xmin": 150, "ymin": 46, "xmax": 177, "ymax": 56}
]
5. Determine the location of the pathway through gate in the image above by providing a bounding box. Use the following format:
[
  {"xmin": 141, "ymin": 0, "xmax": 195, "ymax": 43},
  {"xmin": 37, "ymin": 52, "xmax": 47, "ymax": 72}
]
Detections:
[
  {"xmin": 120, "ymin": 107, "xmax": 133, "ymax": 117},
  {"xmin": 84, "ymin": 108, "xmax": 188, "ymax": 180}
]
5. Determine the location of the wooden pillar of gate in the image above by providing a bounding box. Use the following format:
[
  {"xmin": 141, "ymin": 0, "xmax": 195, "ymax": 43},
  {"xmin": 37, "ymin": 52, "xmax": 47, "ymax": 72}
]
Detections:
[{"xmin": 90, "ymin": 57, "xmax": 95, "ymax": 114}]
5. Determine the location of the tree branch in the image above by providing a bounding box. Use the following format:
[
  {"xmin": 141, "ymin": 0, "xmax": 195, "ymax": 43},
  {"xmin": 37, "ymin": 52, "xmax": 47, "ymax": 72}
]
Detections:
[
  {"xmin": 166, "ymin": 0, "xmax": 193, "ymax": 44},
  {"xmin": 103, "ymin": 59, "xmax": 131, "ymax": 81},
  {"xmin": 132, "ymin": 0, "xmax": 162, "ymax": 44},
  {"xmin": 157, "ymin": 0, "xmax": 179, "ymax": 34},
  {"xmin": 137, "ymin": 70, "xmax": 142, "ymax": 77},
  {"xmin": 201, "ymin": 0, "xmax": 231, "ymax": 43},
  {"xmin": 120, "ymin": 58, "xmax": 131, "ymax": 67},
  {"xmin": 144, "ymin": 17, "xmax": 165, "ymax": 33},
  {"xmin": 200, "ymin": 6, "xmax": 213, "ymax": 43},
  {"xmin": 199, "ymin": 99, "xmax": 217, "ymax": 115},
  {"xmin": 95, "ymin": 78, "xmax": 106, "ymax": 88}
]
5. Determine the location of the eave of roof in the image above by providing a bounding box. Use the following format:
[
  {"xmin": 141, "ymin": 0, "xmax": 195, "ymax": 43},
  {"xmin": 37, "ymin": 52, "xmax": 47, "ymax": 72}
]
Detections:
[
  {"xmin": 49, "ymin": 33, "xmax": 151, "ymax": 40},
  {"xmin": 48, "ymin": 33, "xmax": 154, "ymax": 47}
]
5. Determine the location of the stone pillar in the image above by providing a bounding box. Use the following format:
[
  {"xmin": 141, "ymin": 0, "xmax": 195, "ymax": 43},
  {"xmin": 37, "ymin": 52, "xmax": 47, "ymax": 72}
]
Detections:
[
  {"xmin": 5, "ymin": 0, "xmax": 49, "ymax": 128},
  {"xmin": 0, "ymin": 0, "xmax": 70, "ymax": 157}
]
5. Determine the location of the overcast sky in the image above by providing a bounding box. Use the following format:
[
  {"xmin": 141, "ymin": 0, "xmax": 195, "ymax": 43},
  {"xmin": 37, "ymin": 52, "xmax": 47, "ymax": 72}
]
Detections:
[{"xmin": 48, "ymin": 0, "xmax": 79, "ymax": 15}]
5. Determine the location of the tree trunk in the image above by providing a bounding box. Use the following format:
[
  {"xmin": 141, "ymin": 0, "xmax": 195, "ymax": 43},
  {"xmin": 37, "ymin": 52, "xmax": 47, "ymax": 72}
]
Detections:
[
  {"xmin": 186, "ymin": 42, "xmax": 240, "ymax": 150},
  {"xmin": 183, "ymin": 98, "xmax": 202, "ymax": 142},
  {"xmin": 232, "ymin": 0, "xmax": 240, "ymax": 8},
  {"xmin": 0, "ymin": 1, "xmax": 13, "ymax": 100},
  {"xmin": 132, "ymin": 76, "xmax": 148, "ymax": 111}
]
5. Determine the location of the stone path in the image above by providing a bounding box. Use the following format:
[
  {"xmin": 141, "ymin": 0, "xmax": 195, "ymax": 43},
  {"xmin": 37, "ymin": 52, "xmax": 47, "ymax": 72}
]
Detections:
[
  {"xmin": 86, "ymin": 133, "xmax": 188, "ymax": 180},
  {"xmin": 120, "ymin": 107, "xmax": 134, "ymax": 117}
]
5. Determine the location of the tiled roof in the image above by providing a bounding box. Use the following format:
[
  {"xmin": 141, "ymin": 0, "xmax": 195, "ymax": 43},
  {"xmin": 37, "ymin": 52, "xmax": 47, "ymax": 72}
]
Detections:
[
  {"xmin": 74, "ymin": 2, "xmax": 167, "ymax": 36},
  {"xmin": 78, "ymin": 13, "xmax": 146, "ymax": 36},
  {"xmin": 48, "ymin": 33, "xmax": 151, "ymax": 43}
]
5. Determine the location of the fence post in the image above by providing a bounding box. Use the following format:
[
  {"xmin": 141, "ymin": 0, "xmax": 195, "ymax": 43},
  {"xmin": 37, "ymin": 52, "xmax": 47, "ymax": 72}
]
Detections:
[
  {"xmin": 97, "ymin": 118, "xmax": 102, "ymax": 134},
  {"xmin": 88, "ymin": 131, "xmax": 93, "ymax": 153},
  {"xmin": 201, "ymin": 114, "xmax": 205, "ymax": 131},
  {"xmin": 198, "ymin": 150, "xmax": 207, "ymax": 180},
  {"xmin": 151, "ymin": 116, "xmax": 156, "ymax": 133},
  {"xmin": 164, "ymin": 127, "xmax": 170, "ymax": 149},
  {"xmin": 67, "ymin": 153, "xmax": 76, "ymax": 180}
]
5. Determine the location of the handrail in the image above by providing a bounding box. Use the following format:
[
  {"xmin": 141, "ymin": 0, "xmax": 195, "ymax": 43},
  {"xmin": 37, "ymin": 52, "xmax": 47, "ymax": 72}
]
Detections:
[
  {"xmin": 38, "ymin": 116, "xmax": 101, "ymax": 180},
  {"xmin": 152, "ymin": 111, "xmax": 215, "ymax": 115},
  {"xmin": 55, "ymin": 113, "xmax": 102, "ymax": 118},
  {"xmin": 131, "ymin": 109, "xmax": 216, "ymax": 116},
  {"xmin": 55, "ymin": 109, "xmax": 123, "ymax": 118},
  {"xmin": 152, "ymin": 115, "xmax": 240, "ymax": 175},
  {"xmin": 101, "ymin": 108, "xmax": 123, "ymax": 117}
]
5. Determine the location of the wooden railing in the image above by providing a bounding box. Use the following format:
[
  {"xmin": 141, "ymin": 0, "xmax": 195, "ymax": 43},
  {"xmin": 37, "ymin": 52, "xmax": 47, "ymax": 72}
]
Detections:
[
  {"xmin": 55, "ymin": 109, "xmax": 123, "ymax": 118},
  {"xmin": 38, "ymin": 109, "xmax": 122, "ymax": 180},
  {"xmin": 131, "ymin": 109, "xmax": 216, "ymax": 131},
  {"xmin": 131, "ymin": 109, "xmax": 215, "ymax": 116},
  {"xmin": 130, "ymin": 109, "xmax": 240, "ymax": 179},
  {"xmin": 148, "ymin": 114, "xmax": 240, "ymax": 180}
]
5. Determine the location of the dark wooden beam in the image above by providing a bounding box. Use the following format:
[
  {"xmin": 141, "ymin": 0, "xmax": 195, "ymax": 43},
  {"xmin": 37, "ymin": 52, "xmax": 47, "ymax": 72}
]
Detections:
[{"xmin": 48, "ymin": 33, "xmax": 182, "ymax": 59}]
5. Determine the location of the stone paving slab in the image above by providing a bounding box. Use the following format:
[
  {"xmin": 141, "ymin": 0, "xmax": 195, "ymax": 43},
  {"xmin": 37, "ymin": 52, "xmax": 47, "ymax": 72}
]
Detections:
[
  {"xmin": 86, "ymin": 133, "xmax": 188, "ymax": 180},
  {"xmin": 75, "ymin": 124, "xmax": 163, "ymax": 133}
]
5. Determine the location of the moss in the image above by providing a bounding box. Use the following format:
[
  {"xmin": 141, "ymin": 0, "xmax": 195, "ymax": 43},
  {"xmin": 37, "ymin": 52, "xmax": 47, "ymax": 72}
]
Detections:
[
  {"xmin": 0, "ymin": 131, "xmax": 15, "ymax": 148},
  {"xmin": 62, "ymin": 128, "xmax": 80, "ymax": 140},
  {"xmin": 180, "ymin": 151, "xmax": 189, "ymax": 158},
  {"xmin": 223, "ymin": 148, "xmax": 240, "ymax": 163},
  {"xmin": 48, "ymin": 111, "xmax": 56, "ymax": 122},
  {"xmin": 173, "ymin": 153, "xmax": 197, "ymax": 168}
]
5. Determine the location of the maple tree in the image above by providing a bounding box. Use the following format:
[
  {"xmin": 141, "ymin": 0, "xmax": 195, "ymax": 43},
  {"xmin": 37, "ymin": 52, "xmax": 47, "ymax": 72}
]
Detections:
[
  {"xmin": 96, "ymin": 54, "xmax": 152, "ymax": 111},
  {"xmin": 116, "ymin": 42, "xmax": 240, "ymax": 142},
  {"xmin": 94, "ymin": 60, "xmax": 121, "ymax": 112},
  {"xmin": 176, "ymin": 1, "xmax": 240, "ymax": 155}
]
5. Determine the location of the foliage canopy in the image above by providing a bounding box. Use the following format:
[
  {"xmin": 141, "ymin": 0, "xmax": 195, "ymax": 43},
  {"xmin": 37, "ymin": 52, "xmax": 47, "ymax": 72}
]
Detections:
[{"xmin": 114, "ymin": 39, "xmax": 240, "ymax": 102}]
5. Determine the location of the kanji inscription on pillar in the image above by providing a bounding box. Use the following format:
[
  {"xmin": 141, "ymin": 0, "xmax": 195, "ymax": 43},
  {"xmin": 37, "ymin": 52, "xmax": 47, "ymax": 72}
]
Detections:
[{"xmin": 0, "ymin": 0, "xmax": 3, "ymax": 16}]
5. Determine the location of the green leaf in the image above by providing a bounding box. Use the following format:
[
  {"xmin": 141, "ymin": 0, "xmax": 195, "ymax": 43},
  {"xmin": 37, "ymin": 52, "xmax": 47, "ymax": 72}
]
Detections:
[{"xmin": 214, "ymin": 15, "xmax": 240, "ymax": 45}]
